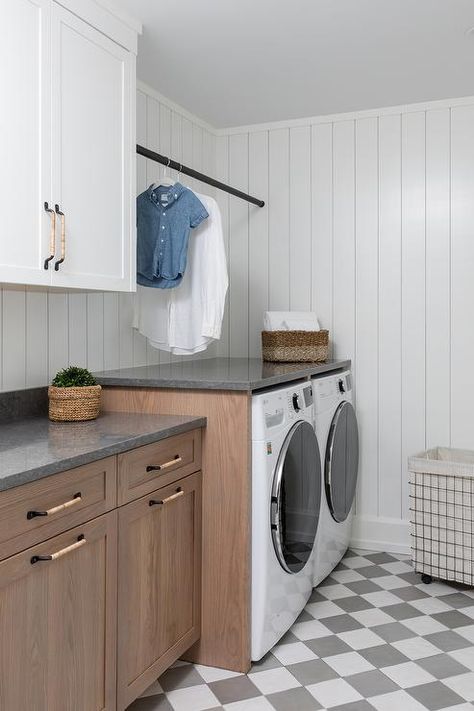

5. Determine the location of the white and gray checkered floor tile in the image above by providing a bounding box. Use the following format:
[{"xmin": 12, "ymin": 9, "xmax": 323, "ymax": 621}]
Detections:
[{"xmin": 127, "ymin": 550, "xmax": 474, "ymax": 711}]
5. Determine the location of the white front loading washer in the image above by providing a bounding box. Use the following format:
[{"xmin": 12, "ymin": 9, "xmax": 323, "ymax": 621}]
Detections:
[
  {"xmin": 312, "ymin": 370, "xmax": 359, "ymax": 587},
  {"xmin": 252, "ymin": 381, "xmax": 322, "ymax": 661}
]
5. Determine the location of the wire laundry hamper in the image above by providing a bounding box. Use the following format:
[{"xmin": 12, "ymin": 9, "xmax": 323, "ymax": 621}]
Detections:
[{"xmin": 408, "ymin": 447, "xmax": 474, "ymax": 586}]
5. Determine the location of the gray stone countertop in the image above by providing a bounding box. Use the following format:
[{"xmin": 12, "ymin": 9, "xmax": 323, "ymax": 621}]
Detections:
[
  {"xmin": 0, "ymin": 412, "xmax": 206, "ymax": 492},
  {"xmin": 94, "ymin": 357, "xmax": 351, "ymax": 392}
]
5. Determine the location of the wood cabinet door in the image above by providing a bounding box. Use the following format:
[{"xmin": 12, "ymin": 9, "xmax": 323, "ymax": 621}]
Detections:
[
  {"xmin": 50, "ymin": 1, "xmax": 135, "ymax": 291},
  {"xmin": 0, "ymin": 512, "xmax": 117, "ymax": 711},
  {"xmin": 117, "ymin": 472, "xmax": 202, "ymax": 710},
  {"xmin": 0, "ymin": 0, "xmax": 52, "ymax": 286}
]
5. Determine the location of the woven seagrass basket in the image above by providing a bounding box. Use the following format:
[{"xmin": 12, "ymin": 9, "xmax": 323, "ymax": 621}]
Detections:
[
  {"xmin": 48, "ymin": 385, "xmax": 101, "ymax": 422},
  {"xmin": 261, "ymin": 330, "xmax": 329, "ymax": 363}
]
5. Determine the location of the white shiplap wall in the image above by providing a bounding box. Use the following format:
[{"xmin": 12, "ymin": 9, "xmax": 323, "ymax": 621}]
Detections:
[
  {"xmin": 216, "ymin": 97, "xmax": 474, "ymax": 551},
  {"xmin": 0, "ymin": 84, "xmax": 217, "ymax": 391}
]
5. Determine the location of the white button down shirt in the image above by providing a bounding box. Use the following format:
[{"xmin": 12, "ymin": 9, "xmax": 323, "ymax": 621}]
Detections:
[{"xmin": 133, "ymin": 193, "xmax": 228, "ymax": 355}]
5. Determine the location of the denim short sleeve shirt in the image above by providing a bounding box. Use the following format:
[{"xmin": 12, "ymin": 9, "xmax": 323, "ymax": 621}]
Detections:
[{"xmin": 137, "ymin": 183, "xmax": 209, "ymax": 289}]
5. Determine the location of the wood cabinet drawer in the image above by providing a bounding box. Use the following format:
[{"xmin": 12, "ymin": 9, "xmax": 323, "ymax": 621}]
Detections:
[
  {"xmin": 118, "ymin": 429, "xmax": 202, "ymax": 504},
  {"xmin": 0, "ymin": 456, "xmax": 116, "ymax": 560}
]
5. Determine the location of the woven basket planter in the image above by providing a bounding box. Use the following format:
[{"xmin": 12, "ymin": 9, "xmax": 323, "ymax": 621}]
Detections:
[
  {"xmin": 48, "ymin": 385, "xmax": 101, "ymax": 422},
  {"xmin": 261, "ymin": 330, "xmax": 329, "ymax": 363}
]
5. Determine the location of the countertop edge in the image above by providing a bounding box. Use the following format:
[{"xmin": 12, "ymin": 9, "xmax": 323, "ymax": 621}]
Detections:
[
  {"xmin": 95, "ymin": 360, "xmax": 352, "ymax": 392},
  {"xmin": 0, "ymin": 416, "xmax": 206, "ymax": 493}
]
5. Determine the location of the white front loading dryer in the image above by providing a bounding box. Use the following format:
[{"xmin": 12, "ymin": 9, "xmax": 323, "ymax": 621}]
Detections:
[
  {"xmin": 312, "ymin": 370, "xmax": 359, "ymax": 587},
  {"xmin": 252, "ymin": 381, "xmax": 322, "ymax": 661}
]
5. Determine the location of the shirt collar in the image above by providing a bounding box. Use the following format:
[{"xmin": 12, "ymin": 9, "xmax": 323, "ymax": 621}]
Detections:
[{"xmin": 147, "ymin": 182, "xmax": 186, "ymax": 206}]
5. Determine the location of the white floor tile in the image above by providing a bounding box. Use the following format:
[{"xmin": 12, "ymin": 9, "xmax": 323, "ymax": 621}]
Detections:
[
  {"xmin": 409, "ymin": 596, "xmax": 452, "ymax": 615},
  {"xmin": 400, "ymin": 614, "xmax": 448, "ymax": 636},
  {"xmin": 379, "ymin": 561, "xmax": 414, "ymax": 575},
  {"xmin": 291, "ymin": 618, "xmax": 332, "ymax": 640},
  {"xmin": 361, "ymin": 591, "xmax": 401, "ymax": 608},
  {"xmin": 461, "ymin": 605, "xmax": 474, "ymax": 619},
  {"xmin": 380, "ymin": 661, "xmax": 436, "ymax": 688},
  {"xmin": 373, "ymin": 576, "xmax": 411, "ymax": 590},
  {"xmin": 338, "ymin": 628, "xmax": 385, "ymax": 650},
  {"xmin": 456, "ymin": 624, "xmax": 474, "ymax": 643},
  {"xmin": 343, "ymin": 556, "xmax": 374, "ymax": 569},
  {"xmin": 223, "ymin": 698, "xmax": 275, "ymax": 711},
  {"xmin": 443, "ymin": 672, "xmax": 474, "ymax": 701},
  {"xmin": 330, "ymin": 569, "xmax": 365, "ymax": 583},
  {"xmin": 307, "ymin": 678, "xmax": 363, "ymax": 707},
  {"xmin": 350, "ymin": 608, "xmax": 395, "ymax": 627},
  {"xmin": 272, "ymin": 641, "xmax": 317, "ymax": 665},
  {"xmin": 248, "ymin": 667, "xmax": 300, "ymax": 695},
  {"xmin": 165, "ymin": 684, "xmax": 219, "ymax": 711},
  {"xmin": 450, "ymin": 646, "xmax": 474, "ymax": 671},
  {"xmin": 370, "ymin": 689, "xmax": 430, "ymax": 711},
  {"xmin": 194, "ymin": 665, "xmax": 243, "ymax": 683},
  {"xmin": 317, "ymin": 584, "xmax": 354, "ymax": 600},
  {"xmin": 391, "ymin": 636, "xmax": 440, "ymax": 660},
  {"xmin": 324, "ymin": 651, "xmax": 375, "ymax": 676},
  {"xmin": 306, "ymin": 600, "xmax": 346, "ymax": 619},
  {"xmin": 415, "ymin": 581, "xmax": 455, "ymax": 597}
]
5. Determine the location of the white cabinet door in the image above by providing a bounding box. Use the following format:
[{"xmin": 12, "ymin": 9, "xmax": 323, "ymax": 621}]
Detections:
[
  {"xmin": 0, "ymin": 0, "xmax": 53, "ymax": 286},
  {"xmin": 51, "ymin": 2, "xmax": 135, "ymax": 291}
]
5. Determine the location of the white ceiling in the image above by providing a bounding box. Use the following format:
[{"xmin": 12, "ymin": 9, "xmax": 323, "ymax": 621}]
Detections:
[{"xmin": 113, "ymin": 0, "xmax": 474, "ymax": 128}]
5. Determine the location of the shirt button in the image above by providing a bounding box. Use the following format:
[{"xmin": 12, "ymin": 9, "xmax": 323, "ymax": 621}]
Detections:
[
  {"xmin": 161, "ymin": 239, "xmax": 164, "ymax": 243},
  {"xmin": 162, "ymin": 213, "xmax": 165, "ymax": 216},
  {"xmin": 162, "ymin": 226, "xmax": 165, "ymax": 230}
]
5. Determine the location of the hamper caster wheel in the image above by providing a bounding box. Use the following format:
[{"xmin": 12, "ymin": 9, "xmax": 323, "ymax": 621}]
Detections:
[{"xmin": 421, "ymin": 573, "xmax": 432, "ymax": 585}]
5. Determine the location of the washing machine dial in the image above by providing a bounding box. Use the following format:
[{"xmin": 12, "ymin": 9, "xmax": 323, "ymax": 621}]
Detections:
[{"xmin": 292, "ymin": 393, "xmax": 302, "ymax": 412}]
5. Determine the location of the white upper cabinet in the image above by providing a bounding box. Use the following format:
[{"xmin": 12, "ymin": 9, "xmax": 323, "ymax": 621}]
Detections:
[
  {"xmin": 0, "ymin": 0, "xmax": 52, "ymax": 286},
  {"xmin": 0, "ymin": 0, "xmax": 139, "ymax": 291}
]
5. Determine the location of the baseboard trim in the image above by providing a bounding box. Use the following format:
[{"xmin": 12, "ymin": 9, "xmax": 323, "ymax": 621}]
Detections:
[{"xmin": 350, "ymin": 515, "xmax": 410, "ymax": 555}]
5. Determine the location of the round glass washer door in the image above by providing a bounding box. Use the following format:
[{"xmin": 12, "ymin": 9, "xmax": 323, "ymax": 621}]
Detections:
[
  {"xmin": 325, "ymin": 401, "xmax": 359, "ymax": 523},
  {"xmin": 271, "ymin": 420, "xmax": 322, "ymax": 574}
]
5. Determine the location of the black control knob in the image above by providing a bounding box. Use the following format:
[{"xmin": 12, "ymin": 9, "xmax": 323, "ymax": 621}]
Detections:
[
  {"xmin": 292, "ymin": 393, "xmax": 302, "ymax": 411},
  {"xmin": 338, "ymin": 379, "xmax": 346, "ymax": 394}
]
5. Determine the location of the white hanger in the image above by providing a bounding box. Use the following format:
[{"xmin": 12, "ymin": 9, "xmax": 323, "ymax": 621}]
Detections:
[{"xmin": 151, "ymin": 158, "xmax": 175, "ymax": 189}]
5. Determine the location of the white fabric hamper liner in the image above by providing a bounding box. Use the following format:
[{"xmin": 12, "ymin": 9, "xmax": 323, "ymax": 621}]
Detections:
[{"xmin": 408, "ymin": 447, "xmax": 474, "ymax": 586}]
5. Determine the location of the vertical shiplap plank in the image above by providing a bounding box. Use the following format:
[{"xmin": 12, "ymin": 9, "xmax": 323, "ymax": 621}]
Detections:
[
  {"xmin": 48, "ymin": 292, "xmax": 68, "ymax": 380},
  {"xmin": 86, "ymin": 293, "xmax": 104, "ymax": 372},
  {"xmin": 311, "ymin": 123, "xmax": 333, "ymax": 336},
  {"xmin": 119, "ymin": 293, "xmax": 134, "ymax": 368},
  {"xmin": 401, "ymin": 111, "xmax": 426, "ymax": 519},
  {"xmin": 68, "ymin": 293, "xmax": 87, "ymax": 366},
  {"xmin": 136, "ymin": 90, "xmax": 147, "ymax": 194},
  {"xmin": 355, "ymin": 117, "xmax": 379, "ymax": 519},
  {"xmin": 215, "ymin": 134, "xmax": 230, "ymax": 357},
  {"xmin": 103, "ymin": 293, "xmax": 120, "ymax": 370},
  {"xmin": 158, "ymin": 103, "xmax": 173, "ymax": 365},
  {"xmin": 451, "ymin": 105, "xmax": 474, "ymax": 448},
  {"xmin": 229, "ymin": 133, "xmax": 249, "ymax": 357},
  {"xmin": 171, "ymin": 111, "xmax": 183, "ymax": 182},
  {"xmin": 426, "ymin": 108, "xmax": 451, "ymax": 448},
  {"xmin": 268, "ymin": 129, "xmax": 290, "ymax": 309},
  {"xmin": 378, "ymin": 114, "xmax": 402, "ymax": 519},
  {"xmin": 332, "ymin": 120, "xmax": 355, "ymax": 361},
  {"xmin": 2, "ymin": 289, "xmax": 26, "ymax": 390},
  {"xmin": 25, "ymin": 290, "xmax": 48, "ymax": 387},
  {"xmin": 201, "ymin": 128, "xmax": 220, "ymax": 359},
  {"xmin": 248, "ymin": 131, "xmax": 269, "ymax": 357},
  {"xmin": 289, "ymin": 126, "xmax": 311, "ymax": 310},
  {"xmin": 146, "ymin": 96, "xmax": 160, "ymax": 186}
]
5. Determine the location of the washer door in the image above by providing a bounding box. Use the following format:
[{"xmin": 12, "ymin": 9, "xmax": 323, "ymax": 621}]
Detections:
[
  {"xmin": 271, "ymin": 420, "xmax": 321, "ymax": 574},
  {"xmin": 325, "ymin": 401, "xmax": 359, "ymax": 523}
]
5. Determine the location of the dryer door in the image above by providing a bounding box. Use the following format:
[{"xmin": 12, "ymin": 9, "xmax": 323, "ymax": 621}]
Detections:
[
  {"xmin": 325, "ymin": 401, "xmax": 359, "ymax": 523},
  {"xmin": 271, "ymin": 420, "xmax": 321, "ymax": 574}
]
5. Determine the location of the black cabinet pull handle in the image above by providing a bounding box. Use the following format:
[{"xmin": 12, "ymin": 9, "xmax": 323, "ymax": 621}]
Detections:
[
  {"xmin": 27, "ymin": 492, "xmax": 81, "ymax": 520},
  {"xmin": 146, "ymin": 455, "xmax": 181, "ymax": 472},
  {"xmin": 54, "ymin": 204, "xmax": 65, "ymax": 270},
  {"xmin": 43, "ymin": 202, "xmax": 56, "ymax": 269},
  {"xmin": 149, "ymin": 487, "xmax": 183, "ymax": 507},
  {"xmin": 30, "ymin": 534, "xmax": 86, "ymax": 565}
]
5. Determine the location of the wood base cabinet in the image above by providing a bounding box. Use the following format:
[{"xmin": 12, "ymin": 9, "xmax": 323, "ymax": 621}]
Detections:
[
  {"xmin": 0, "ymin": 513, "xmax": 117, "ymax": 711},
  {"xmin": 117, "ymin": 472, "xmax": 202, "ymax": 710}
]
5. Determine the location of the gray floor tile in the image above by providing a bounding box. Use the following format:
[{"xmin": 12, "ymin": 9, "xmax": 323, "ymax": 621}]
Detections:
[
  {"xmin": 357, "ymin": 566, "xmax": 387, "ymax": 579},
  {"xmin": 379, "ymin": 602, "xmax": 421, "ymax": 620},
  {"xmin": 336, "ymin": 596, "xmax": 375, "ymax": 613},
  {"xmin": 431, "ymin": 610, "xmax": 474, "ymax": 628},
  {"xmin": 406, "ymin": 680, "xmax": 465, "ymax": 710},
  {"xmin": 364, "ymin": 553, "xmax": 397, "ymax": 564},
  {"xmin": 304, "ymin": 635, "xmax": 354, "ymax": 658},
  {"xmin": 399, "ymin": 571, "xmax": 423, "ymax": 584},
  {"xmin": 424, "ymin": 630, "xmax": 473, "ymax": 652},
  {"xmin": 345, "ymin": 670, "xmax": 399, "ymax": 697},
  {"xmin": 391, "ymin": 585, "xmax": 429, "ymax": 602},
  {"xmin": 359, "ymin": 644, "xmax": 409, "ymax": 668},
  {"xmin": 159, "ymin": 665, "xmax": 205, "ymax": 691},
  {"xmin": 277, "ymin": 629, "xmax": 300, "ymax": 645},
  {"xmin": 371, "ymin": 622, "xmax": 417, "ymax": 643},
  {"xmin": 128, "ymin": 695, "xmax": 173, "ymax": 711},
  {"xmin": 209, "ymin": 676, "xmax": 261, "ymax": 704},
  {"xmin": 287, "ymin": 659, "xmax": 338, "ymax": 685},
  {"xmin": 416, "ymin": 653, "xmax": 470, "ymax": 679},
  {"xmin": 345, "ymin": 580, "xmax": 382, "ymax": 595},
  {"xmin": 267, "ymin": 686, "xmax": 323, "ymax": 710},
  {"xmin": 319, "ymin": 614, "xmax": 364, "ymax": 633},
  {"xmin": 297, "ymin": 609, "xmax": 315, "ymax": 623},
  {"xmin": 308, "ymin": 589, "xmax": 326, "ymax": 603},
  {"xmin": 438, "ymin": 592, "xmax": 473, "ymax": 609},
  {"xmin": 319, "ymin": 575, "xmax": 339, "ymax": 587},
  {"xmin": 331, "ymin": 702, "xmax": 377, "ymax": 711},
  {"xmin": 250, "ymin": 652, "xmax": 282, "ymax": 673}
]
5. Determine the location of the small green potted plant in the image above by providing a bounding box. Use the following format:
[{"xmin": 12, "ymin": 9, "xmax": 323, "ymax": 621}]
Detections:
[{"xmin": 48, "ymin": 366, "xmax": 101, "ymax": 422}]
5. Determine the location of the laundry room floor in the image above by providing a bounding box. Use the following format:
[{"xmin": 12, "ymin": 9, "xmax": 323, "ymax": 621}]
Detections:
[{"xmin": 127, "ymin": 550, "xmax": 474, "ymax": 711}]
